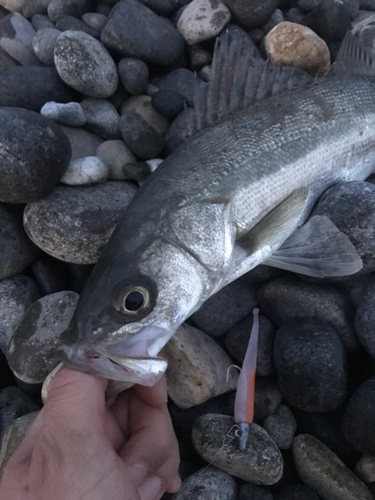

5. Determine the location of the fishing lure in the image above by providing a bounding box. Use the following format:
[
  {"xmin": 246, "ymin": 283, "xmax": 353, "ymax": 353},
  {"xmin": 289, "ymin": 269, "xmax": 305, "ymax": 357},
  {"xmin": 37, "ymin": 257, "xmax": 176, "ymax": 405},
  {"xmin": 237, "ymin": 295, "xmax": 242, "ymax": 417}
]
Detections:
[{"xmin": 234, "ymin": 308, "xmax": 259, "ymax": 450}]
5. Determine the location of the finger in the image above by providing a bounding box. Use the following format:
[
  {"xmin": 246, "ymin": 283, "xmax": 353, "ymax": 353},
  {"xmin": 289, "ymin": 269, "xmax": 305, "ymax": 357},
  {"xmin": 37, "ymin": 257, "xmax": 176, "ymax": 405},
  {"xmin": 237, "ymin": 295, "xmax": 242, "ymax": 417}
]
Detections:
[{"xmin": 133, "ymin": 377, "xmax": 168, "ymax": 407}]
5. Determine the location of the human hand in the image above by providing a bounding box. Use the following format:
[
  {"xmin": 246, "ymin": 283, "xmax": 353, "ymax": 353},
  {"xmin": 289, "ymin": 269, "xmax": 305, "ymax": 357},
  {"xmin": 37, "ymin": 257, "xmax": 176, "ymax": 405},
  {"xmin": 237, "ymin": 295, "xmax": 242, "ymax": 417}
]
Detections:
[{"xmin": 0, "ymin": 366, "xmax": 181, "ymax": 500}]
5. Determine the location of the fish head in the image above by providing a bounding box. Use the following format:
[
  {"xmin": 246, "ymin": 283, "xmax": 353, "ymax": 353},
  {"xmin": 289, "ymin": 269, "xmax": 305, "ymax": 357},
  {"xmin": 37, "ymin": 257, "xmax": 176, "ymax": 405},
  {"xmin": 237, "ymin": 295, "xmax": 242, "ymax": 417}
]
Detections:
[{"xmin": 59, "ymin": 237, "xmax": 209, "ymax": 385}]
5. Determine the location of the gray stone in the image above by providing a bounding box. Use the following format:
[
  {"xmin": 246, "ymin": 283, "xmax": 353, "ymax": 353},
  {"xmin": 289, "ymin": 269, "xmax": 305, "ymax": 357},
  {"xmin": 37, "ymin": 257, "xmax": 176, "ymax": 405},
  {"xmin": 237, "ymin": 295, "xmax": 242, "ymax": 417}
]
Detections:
[
  {"xmin": 221, "ymin": 0, "xmax": 279, "ymax": 28},
  {"xmin": 60, "ymin": 156, "xmax": 110, "ymax": 185},
  {"xmin": 120, "ymin": 111, "xmax": 164, "ymax": 159},
  {"xmin": 355, "ymin": 454, "xmax": 375, "ymax": 483},
  {"xmin": 137, "ymin": 0, "xmax": 178, "ymax": 16},
  {"xmin": 118, "ymin": 57, "xmax": 149, "ymax": 95},
  {"xmin": 47, "ymin": 0, "xmax": 91, "ymax": 22},
  {"xmin": 293, "ymin": 434, "xmax": 373, "ymax": 500},
  {"xmin": 55, "ymin": 15, "xmax": 99, "ymax": 38},
  {"xmin": 82, "ymin": 12, "xmax": 108, "ymax": 32},
  {"xmin": 7, "ymin": 291, "xmax": 79, "ymax": 384},
  {"xmin": 192, "ymin": 414, "xmax": 283, "ymax": 485},
  {"xmin": 355, "ymin": 277, "xmax": 375, "ymax": 357},
  {"xmin": 0, "ymin": 45, "xmax": 18, "ymax": 70},
  {"xmin": 0, "ymin": 0, "xmax": 49, "ymax": 18},
  {"xmin": 61, "ymin": 125, "xmax": 103, "ymax": 160},
  {"xmin": 80, "ymin": 97, "xmax": 121, "ymax": 139},
  {"xmin": 0, "ymin": 107, "xmax": 71, "ymax": 203},
  {"xmin": 54, "ymin": 30, "xmax": 118, "ymax": 98},
  {"xmin": 171, "ymin": 466, "xmax": 237, "ymax": 500},
  {"xmin": 31, "ymin": 13, "xmax": 54, "ymax": 30},
  {"xmin": 96, "ymin": 139, "xmax": 137, "ymax": 180},
  {"xmin": 32, "ymin": 27, "xmax": 61, "ymax": 65},
  {"xmin": 151, "ymin": 90, "xmax": 184, "ymax": 120},
  {"xmin": 158, "ymin": 68, "xmax": 196, "ymax": 107},
  {"xmin": 40, "ymin": 101, "xmax": 86, "ymax": 126},
  {"xmin": 0, "ymin": 12, "xmax": 40, "ymax": 65},
  {"xmin": 263, "ymin": 404, "xmax": 297, "ymax": 450},
  {"xmin": 121, "ymin": 95, "xmax": 169, "ymax": 135},
  {"xmin": 238, "ymin": 483, "xmax": 274, "ymax": 500},
  {"xmin": 254, "ymin": 378, "xmax": 282, "ymax": 420},
  {"xmin": 23, "ymin": 182, "xmax": 138, "ymax": 264}
]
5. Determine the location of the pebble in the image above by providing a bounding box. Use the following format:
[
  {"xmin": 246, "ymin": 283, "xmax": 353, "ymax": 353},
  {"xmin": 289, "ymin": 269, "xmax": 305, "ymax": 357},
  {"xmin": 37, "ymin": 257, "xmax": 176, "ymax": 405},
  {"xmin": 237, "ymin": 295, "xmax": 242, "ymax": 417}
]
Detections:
[
  {"xmin": 30, "ymin": 254, "xmax": 70, "ymax": 295},
  {"xmin": 221, "ymin": 0, "xmax": 279, "ymax": 28},
  {"xmin": 151, "ymin": 90, "xmax": 185, "ymax": 120},
  {"xmin": 192, "ymin": 413, "xmax": 283, "ymax": 484},
  {"xmin": 342, "ymin": 376, "xmax": 375, "ymax": 455},
  {"xmin": 55, "ymin": 15, "xmax": 99, "ymax": 38},
  {"xmin": 225, "ymin": 313, "xmax": 276, "ymax": 377},
  {"xmin": 190, "ymin": 280, "xmax": 258, "ymax": 337},
  {"xmin": 0, "ymin": 275, "xmax": 41, "ymax": 354},
  {"xmin": 7, "ymin": 291, "xmax": 79, "ymax": 384},
  {"xmin": 82, "ymin": 12, "xmax": 108, "ymax": 32},
  {"xmin": 262, "ymin": 8, "xmax": 285, "ymax": 34},
  {"xmin": 0, "ymin": 66, "xmax": 75, "ymax": 111},
  {"xmin": 54, "ymin": 30, "xmax": 118, "ymax": 98},
  {"xmin": 304, "ymin": 0, "xmax": 355, "ymax": 44},
  {"xmin": 188, "ymin": 43, "xmax": 212, "ymax": 72},
  {"xmin": 258, "ymin": 276, "xmax": 358, "ymax": 352},
  {"xmin": 273, "ymin": 483, "xmax": 321, "ymax": 500},
  {"xmin": 101, "ymin": 0, "xmax": 185, "ymax": 65},
  {"xmin": 254, "ymin": 378, "xmax": 282, "ymax": 420},
  {"xmin": 158, "ymin": 68, "xmax": 196, "ymax": 107},
  {"xmin": 292, "ymin": 434, "xmax": 373, "ymax": 500},
  {"xmin": 263, "ymin": 404, "xmax": 297, "ymax": 450},
  {"xmin": 171, "ymin": 466, "xmax": 237, "ymax": 500},
  {"xmin": 119, "ymin": 111, "xmax": 164, "ymax": 159},
  {"xmin": 0, "ymin": 107, "xmax": 72, "ymax": 203},
  {"xmin": 47, "ymin": 0, "xmax": 91, "ymax": 22},
  {"xmin": 0, "ymin": 205, "xmax": 39, "ymax": 280},
  {"xmin": 96, "ymin": 140, "xmax": 137, "ymax": 180},
  {"xmin": 265, "ymin": 21, "xmax": 331, "ymax": 76},
  {"xmin": 355, "ymin": 454, "xmax": 375, "ymax": 483},
  {"xmin": 354, "ymin": 277, "xmax": 375, "ymax": 357},
  {"xmin": 313, "ymin": 182, "xmax": 375, "ymax": 275},
  {"xmin": 40, "ymin": 101, "xmax": 86, "ymax": 126},
  {"xmin": 0, "ymin": 12, "xmax": 40, "ymax": 66},
  {"xmin": 32, "ymin": 27, "xmax": 61, "ymax": 65},
  {"xmin": 61, "ymin": 125, "xmax": 103, "ymax": 160},
  {"xmin": 160, "ymin": 323, "xmax": 238, "ymax": 409},
  {"xmin": 60, "ymin": 156, "xmax": 110, "ymax": 185},
  {"xmin": 118, "ymin": 57, "xmax": 149, "ymax": 96},
  {"xmin": 137, "ymin": 0, "xmax": 178, "ymax": 17},
  {"xmin": 0, "ymin": 0, "xmax": 49, "ymax": 19},
  {"xmin": 274, "ymin": 320, "xmax": 347, "ymax": 412},
  {"xmin": 0, "ymin": 45, "xmax": 17, "ymax": 71},
  {"xmin": 177, "ymin": 0, "xmax": 231, "ymax": 45},
  {"xmin": 164, "ymin": 107, "xmax": 195, "ymax": 154},
  {"xmin": 80, "ymin": 97, "xmax": 121, "ymax": 139},
  {"xmin": 31, "ymin": 14, "xmax": 54, "ymax": 31},
  {"xmin": 120, "ymin": 161, "xmax": 152, "ymax": 183},
  {"xmin": 23, "ymin": 182, "xmax": 138, "ymax": 264},
  {"xmin": 238, "ymin": 483, "xmax": 274, "ymax": 500},
  {"xmin": 121, "ymin": 95, "xmax": 169, "ymax": 135}
]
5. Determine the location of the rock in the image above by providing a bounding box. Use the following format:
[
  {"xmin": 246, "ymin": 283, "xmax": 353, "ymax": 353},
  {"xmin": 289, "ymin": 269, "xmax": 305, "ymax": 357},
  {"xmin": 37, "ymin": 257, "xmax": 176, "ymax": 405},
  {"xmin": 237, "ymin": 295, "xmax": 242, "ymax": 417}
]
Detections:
[
  {"xmin": 188, "ymin": 43, "xmax": 212, "ymax": 72},
  {"xmin": 55, "ymin": 15, "xmax": 99, "ymax": 38},
  {"xmin": 118, "ymin": 57, "xmax": 149, "ymax": 95},
  {"xmin": 0, "ymin": 275, "xmax": 41, "ymax": 354},
  {"xmin": 119, "ymin": 161, "xmax": 152, "ymax": 182},
  {"xmin": 262, "ymin": 8, "xmax": 284, "ymax": 34},
  {"xmin": 221, "ymin": 0, "xmax": 279, "ymax": 29},
  {"xmin": 137, "ymin": 0, "xmax": 178, "ymax": 17},
  {"xmin": 23, "ymin": 182, "xmax": 138, "ymax": 264},
  {"xmin": 61, "ymin": 125, "xmax": 103, "ymax": 160},
  {"xmin": 171, "ymin": 466, "xmax": 237, "ymax": 500},
  {"xmin": 160, "ymin": 323, "xmax": 238, "ymax": 409},
  {"xmin": 101, "ymin": 0, "xmax": 185, "ymax": 65},
  {"xmin": 313, "ymin": 182, "xmax": 375, "ymax": 275},
  {"xmin": 30, "ymin": 254, "xmax": 70, "ymax": 295},
  {"xmin": 274, "ymin": 320, "xmax": 347, "ymax": 412},
  {"xmin": 0, "ymin": 411, "xmax": 38, "ymax": 479},
  {"xmin": 96, "ymin": 140, "xmax": 137, "ymax": 180},
  {"xmin": 82, "ymin": 12, "xmax": 108, "ymax": 32},
  {"xmin": 164, "ymin": 108, "xmax": 194, "ymax": 154},
  {"xmin": 119, "ymin": 111, "xmax": 164, "ymax": 159},
  {"xmin": 304, "ymin": 0, "xmax": 356, "ymax": 44},
  {"xmin": 32, "ymin": 27, "xmax": 61, "ymax": 65},
  {"xmin": 190, "ymin": 280, "xmax": 258, "ymax": 337},
  {"xmin": 0, "ymin": 13, "xmax": 40, "ymax": 65},
  {"xmin": 60, "ymin": 156, "xmax": 110, "ymax": 185},
  {"xmin": 0, "ymin": 45, "xmax": 18, "ymax": 71},
  {"xmin": 151, "ymin": 90, "xmax": 184, "ymax": 120},
  {"xmin": 225, "ymin": 313, "xmax": 276, "ymax": 377},
  {"xmin": 265, "ymin": 21, "xmax": 330, "ymax": 76},
  {"xmin": 192, "ymin": 414, "xmax": 283, "ymax": 484},
  {"xmin": 293, "ymin": 434, "xmax": 373, "ymax": 500},
  {"xmin": 342, "ymin": 376, "xmax": 375, "ymax": 455},
  {"xmin": 238, "ymin": 483, "xmax": 274, "ymax": 500},
  {"xmin": 0, "ymin": 0, "xmax": 49, "ymax": 19},
  {"xmin": 41, "ymin": 101, "xmax": 86, "ymax": 126},
  {"xmin": 355, "ymin": 454, "xmax": 375, "ymax": 483},
  {"xmin": 0, "ymin": 204, "xmax": 39, "ymax": 280},
  {"xmin": 80, "ymin": 97, "xmax": 120, "ymax": 139},
  {"xmin": 355, "ymin": 277, "xmax": 375, "ymax": 357},
  {"xmin": 177, "ymin": 0, "xmax": 231, "ymax": 45},
  {"xmin": 47, "ymin": 0, "xmax": 91, "ymax": 22},
  {"xmin": 0, "ymin": 107, "xmax": 71, "ymax": 203},
  {"xmin": 263, "ymin": 404, "xmax": 297, "ymax": 450},
  {"xmin": 273, "ymin": 483, "xmax": 321, "ymax": 500},
  {"xmin": 258, "ymin": 276, "xmax": 358, "ymax": 352},
  {"xmin": 7, "ymin": 291, "xmax": 79, "ymax": 384},
  {"xmin": 0, "ymin": 66, "xmax": 75, "ymax": 111},
  {"xmin": 254, "ymin": 378, "xmax": 282, "ymax": 420},
  {"xmin": 158, "ymin": 68, "xmax": 196, "ymax": 107},
  {"xmin": 121, "ymin": 95, "xmax": 169, "ymax": 135},
  {"xmin": 54, "ymin": 30, "xmax": 118, "ymax": 98},
  {"xmin": 284, "ymin": 7, "xmax": 305, "ymax": 24},
  {"xmin": 31, "ymin": 13, "xmax": 54, "ymax": 30}
]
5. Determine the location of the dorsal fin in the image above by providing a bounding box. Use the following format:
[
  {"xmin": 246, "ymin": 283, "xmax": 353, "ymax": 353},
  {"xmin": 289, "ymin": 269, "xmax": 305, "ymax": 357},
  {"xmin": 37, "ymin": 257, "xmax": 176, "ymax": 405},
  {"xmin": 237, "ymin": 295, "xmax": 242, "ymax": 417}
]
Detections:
[{"xmin": 333, "ymin": 31, "xmax": 375, "ymax": 77}]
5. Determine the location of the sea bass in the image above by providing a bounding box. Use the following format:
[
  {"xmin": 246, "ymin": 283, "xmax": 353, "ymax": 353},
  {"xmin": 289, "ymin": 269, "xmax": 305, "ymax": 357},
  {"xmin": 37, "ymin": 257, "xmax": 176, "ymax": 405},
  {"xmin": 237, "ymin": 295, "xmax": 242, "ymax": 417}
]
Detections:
[{"xmin": 60, "ymin": 33, "xmax": 374, "ymax": 386}]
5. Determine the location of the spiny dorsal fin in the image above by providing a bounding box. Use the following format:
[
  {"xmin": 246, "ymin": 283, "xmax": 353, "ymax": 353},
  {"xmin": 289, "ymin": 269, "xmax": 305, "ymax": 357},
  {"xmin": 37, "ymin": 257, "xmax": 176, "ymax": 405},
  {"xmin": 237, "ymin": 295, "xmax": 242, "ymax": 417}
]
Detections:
[{"xmin": 333, "ymin": 31, "xmax": 375, "ymax": 77}]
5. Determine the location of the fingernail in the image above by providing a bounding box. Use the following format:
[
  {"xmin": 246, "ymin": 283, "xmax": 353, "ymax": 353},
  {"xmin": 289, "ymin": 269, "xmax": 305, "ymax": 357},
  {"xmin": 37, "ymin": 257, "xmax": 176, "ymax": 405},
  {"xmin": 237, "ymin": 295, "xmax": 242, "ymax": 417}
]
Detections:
[
  {"xmin": 41, "ymin": 362, "xmax": 63, "ymax": 404},
  {"xmin": 138, "ymin": 476, "xmax": 162, "ymax": 500}
]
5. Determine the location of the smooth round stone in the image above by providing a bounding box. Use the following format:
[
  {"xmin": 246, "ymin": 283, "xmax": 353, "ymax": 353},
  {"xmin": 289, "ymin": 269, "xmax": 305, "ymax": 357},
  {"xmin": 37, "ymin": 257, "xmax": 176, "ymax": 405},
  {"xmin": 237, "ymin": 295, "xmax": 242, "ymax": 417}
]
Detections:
[
  {"xmin": 238, "ymin": 483, "xmax": 273, "ymax": 500},
  {"xmin": 60, "ymin": 156, "xmax": 110, "ymax": 185},
  {"xmin": 254, "ymin": 378, "xmax": 282, "ymax": 420},
  {"xmin": 258, "ymin": 276, "xmax": 358, "ymax": 352},
  {"xmin": 0, "ymin": 66, "xmax": 75, "ymax": 111},
  {"xmin": 31, "ymin": 13, "xmax": 54, "ymax": 30},
  {"xmin": 192, "ymin": 414, "xmax": 283, "ymax": 484},
  {"xmin": 221, "ymin": 0, "xmax": 279, "ymax": 28},
  {"xmin": 356, "ymin": 454, "xmax": 375, "ymax": 483},
  {"xmin": 284, "ymin": 7, "xmax": 305, "ymax": 24},
  {"xmin": 80, "ymin": 97, "xmax": 120, "ymax": 139},
  {"xmin": 262, "ymin": 8, "xmax": 284, "ymax": 33},
  {"xmin": 41, "ymin": 101, "xmax": 86, "ymax": 126},
  {"xmin": 263, "ymin": 404, "xmax": 297, "ymax": 450},
  {"xmin": 0, "ymin": 45, "xmax": 18, "ymax": 71},
  {"xmin": 23, "ymin": 181, "xmax": 138, "ymax": 264},
  {"xmin": 0, "ymin": 0, "xmax": 49, "ymax": 19},
  {"xmin": 32, "ymin": 27, "xmax": 61, "ymax": 65},
  {"xmin": 0, "ymin": 12, "xmax": 40, "ymax": 65},
  {"xmin": 0, "ymin": 275, "xmax": 41, "ymax": 354},
  {"xmin": 121, "ymin": 95, "xmax": 169, "ymax": 135},
  {"xmin": 160, "ymin": 323, "xmax": 238, "ymax": 409},
  {"xmin": 47, "ymin": 0, "xmax": 91, "ymax": 22},
  {"xmin": 118, "ymin": 57, "xmax": 149, "ymax": 96},
  {"xmin": 61, "ymin": 125, "xmax": 103, "ymax": 160},
  {"xmin": 273, "ymin": 483, "xmax": 321, "ymax": 500},
  {"xmin": 119, "ymin": 111, "xmax": 164, "ymax": 159},
  {"xmin": 0, "ymin": 107, "xmax": 72, "ymax": 203},
  {"xmin": 54, "ymin": 30, "xmax": 118, "ymax": 98},
  {"xmin": 82, "ymin": 12, "xmax": 108, "ymax": 32},
  {"xmin": 164, "ymin": 107, "xmax": 195, "ymax": 154},
  {"xmin": 0, "ymin": 205, "xmax": 39, "ymax": 280},
  {"xmin": 274, "ymin": 320, "xmax": 347, "ymax": 412},
  {"xmin": 293, "ymin": 434, "xmax": 373, "ymax": 500},
  {"xmin": 137, "ymin": 0, "xmax": 178, "ymax": 16},
  {"xmin": 342, "ymin": 376, "xmax": 375, "ymax": 454},
  {"xmin": 171, "ymin": 466, "xmax": 237, "ymax": 500},
  {"xmin": 101, "ymin": 0, "xmax": 185, "ymax": 65},
  {"xmin": 355, "ymin": 277, "xmax": 375, "ymax": 357},
  {"xmin": 304, "ymin": 0, "xmax": 355, "ymax": 44},
  {"xmin": 7, "ymin": 291, "xmax": 79, "ymax": 384},
  {"xmin": 55, "ymin": 15, "xmax": 99, "ymax": 38},
  {"xmin": 96, "ymin": 140, "xmax": 137, "ymax": 180},
  {"xmin": 121, "ymin": 161, "xmax": 152, "ymax": 183},
  {"xmin": 30, "ymin": 254, "xmax": 70, "ymax": 295},
  {"xmin": 265, "ymin": 21, "xmax": 330, "ymax": 75},
  {"xmin": 158, "ymin": 68, "xmax": 196, "ymax": 108},
  {"xmin": 188, "ymin": 44, "xmax": 212, "ymax": 72},
  {"xmin": 177, "ymin": 0, "xmax": 231, "ymax": 45},
  {"xmin": 190, "ymin": 280, "xmax": 258, "ymax": 337},
  {"xmin": 225, "ymin": 313, "xmax": 276, "ymax": 377},
  {"xmin": 146, "ymin": 157, "xmax": 163, "ymax": 172}
]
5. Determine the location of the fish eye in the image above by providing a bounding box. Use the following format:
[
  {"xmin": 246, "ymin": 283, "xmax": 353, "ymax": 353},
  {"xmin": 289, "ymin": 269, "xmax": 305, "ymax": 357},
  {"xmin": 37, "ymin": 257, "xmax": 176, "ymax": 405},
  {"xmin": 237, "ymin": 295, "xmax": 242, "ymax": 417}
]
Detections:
[
  {"xmin": 112, "ymin": 276, "xmax": 157, "ymax": 320},
  {"xmin": 122, "ymin": 287, "xmax": 148, "ymax": 314}
]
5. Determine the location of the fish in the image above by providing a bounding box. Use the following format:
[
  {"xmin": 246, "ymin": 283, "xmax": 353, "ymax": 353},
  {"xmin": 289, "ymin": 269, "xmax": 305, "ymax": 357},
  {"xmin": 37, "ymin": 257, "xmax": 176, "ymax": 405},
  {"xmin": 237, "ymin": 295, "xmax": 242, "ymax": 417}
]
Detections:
[{"xmin": 59, "ymin": 32, "xmax": 374, "ymax": 386}]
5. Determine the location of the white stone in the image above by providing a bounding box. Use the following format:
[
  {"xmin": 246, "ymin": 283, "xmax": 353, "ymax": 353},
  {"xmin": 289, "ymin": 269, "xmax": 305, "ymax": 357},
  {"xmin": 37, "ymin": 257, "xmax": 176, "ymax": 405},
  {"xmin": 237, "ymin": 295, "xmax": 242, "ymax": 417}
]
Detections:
[
  {"xmin": 146, "ymin": 158, "xmax": 163, "ymax": 173},
  {"xmin": 121, "ymin": 95, "xmax": 170, "ymax": 135},
  {"xmin": 40, "ymin": 101, "xmax": 86, "ymax": 126},
  {"xmin": 177, "ymin": 0, "xmax": 231, "ymax": 46},
  {"xmin": 60, "ymin": 156, "xmax": 109, "ymax": 185}
]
